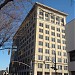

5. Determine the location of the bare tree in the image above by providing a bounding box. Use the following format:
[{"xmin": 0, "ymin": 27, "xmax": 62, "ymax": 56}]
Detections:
[{"xmin": 0, "ymin": 0, "xmax": 43, "ymax": 48}]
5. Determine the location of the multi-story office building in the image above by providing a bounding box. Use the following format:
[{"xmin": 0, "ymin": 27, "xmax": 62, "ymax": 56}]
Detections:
[
  {"xmin": 10, "ymin": 2, "xmax": 68, "ymax": 75},
  {"xmin": 66, "ymin": 19, "xmax": 75, "ymax": 75}
]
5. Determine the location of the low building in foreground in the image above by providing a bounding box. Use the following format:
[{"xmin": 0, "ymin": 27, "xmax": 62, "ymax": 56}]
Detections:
[
  {"xmin": 66, "ymin": 19, "xmax": 75, "ymax": 75},
  {"xmin": 10, "ymin": 2, "xmax": 69, "ymax": 75}
]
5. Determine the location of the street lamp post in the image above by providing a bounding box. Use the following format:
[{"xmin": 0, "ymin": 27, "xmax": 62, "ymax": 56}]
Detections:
[
  {"xmin": 51, "ymin": 52, "xmax": 57, "ymax": 75},
  {"xmin": 12, "ymin": 60, "xmax": 32, "ymax": 75}
]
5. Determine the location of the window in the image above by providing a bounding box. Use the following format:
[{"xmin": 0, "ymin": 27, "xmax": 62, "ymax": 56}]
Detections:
[
  {"xmin": 45, "ymin": 49, "xmax": 49, "ymax": 54},
  {"xmin": 51, "ymin": 15, "xmax": 55, "ymax": 23},
  {"xmin": 57, "ymin": 39, "xmax": 61, "ymax": 43},
  {"xmin": 39, "ymin": 9, "xmax": 44, "ymax": 19},
  {"xmin": 51, "ymin": 26, "xmax": 55, "ymax": 30},
  {"xmin": 64, "ymin": 73, "xmax": 68, "ymax": 75},
  {"xmin": 45, "ymin": 24, "xmax": 49, "ymax": 29},
  {"xmin": 45, "ymin": 64, "xmax": 49, "ymax": 69},
  {"xmin": 61, "ymin": 18, "xmax": 64, "ymax": 26},
  {"xmin": 39, "ymin": 23, "xmax": 43, "ymax": 27},
  {"xmin": 57, "ymin": 28, "xmax": 60, "ymax": 32},
  {"xmin": 45, "ymin": 30, "xmax": 49, "ymax": 34},
  {"xmin": 39, "ymin": 9, "xmax": 43, "ymax": 16},
  {"xmin": 63, "ymin": 59, "xmax": 68, "ymax": 63},
  {"xmin": 52, "ymin": 50, "xmax": 55, "ymax": 55},
  {"xmin": 63, "ymin": 52, "xmax": 67, "ymax": 56},
  {"xmin": 51, "ymin": 38, "xmax": 55, "ymax": 42},
  {"xmin": 45, "ymin": 42, "xmax": 49, "ymax": 48},
  {"xmin": 45, "ymin": 36, "xmax": 49, "ymax": 40},
  {"xmin": 58, "ymin": 65, "xmax": 62, "ymax": 70},
  {"xmin": 45, "ymin": 72, "xmax": 50, "ymax": 75},
  {"xmin": 51, "ymin": 32, "xmax": 55, "ymax": 36},
  {"xmin": 38, "ymin": 63, "xmax": 43, "ymax": 68},
  {"xmin": 45, "ymin": 12, "xmax": 49, "ymax": 21},
  {"xmin": 62, "ymin": 40, "xmax": 66, "ymax": 44},
  {"xmin": 58, "ymin": 51, "xmax": 61, "ymax": 56},
  {"xmin": 39, "ymin": 28, "xmax": 43, "ymax": 33},
  {"xmin": 52, "ymin": 44, "xmax": 55, "ymax": 48},
  {"xmin": 62, "ymin": 46, "xmax": 66, "ymax": 50},
  {"xmin": 52, "ymin": 57, "xmax": 55, "ymax": 62},
  {"xmin": 39, "ymin": 34, "xmax": 43, "ymax": 39},
  {"xmin": 45, "ymin": 56, "xmax": 50, "ymax": 61},
  {"xmin": 56, "ymin": 16, "xmax": 60, "ymax": 25},
  {"xmin": 62, "ymin": 35, "xmax": 65, "ymax": 38},
  {"xmin": 62, "ymin": 29, "xmax": 65, "ymax": 33},
  {"xmin": 58, "ymin": 58, "xmax": 62, "ymax": 62},
  {"xmin": 64, "ymin": 66, "xmax": 68, "ymax": 70},
  {"xmin": 57, "ymin": 33, "xmax": 60, "ymax": 37},
  {"xmin": 38, "ymin": 55, "xmax": 43, "ymax": 60},
  {"xmin": 38, "ymin": 48, "xmax": 43, "ymax": 53},
  {"xmin": 57, "ymin": 45, "xmax": 61, "ymax": 49},
  {"xmin": 39, "ymin": 41, "xmax": 43, "ymax": 46},
  {"xmin": 37, "ymin": 72, "xmax": 42, "ymax": 75}
]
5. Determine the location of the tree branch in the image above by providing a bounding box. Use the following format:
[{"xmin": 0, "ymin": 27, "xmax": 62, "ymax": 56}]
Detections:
[{"xmin": 0, "ymin": 0, "xmax": 13, "ymax": 10}]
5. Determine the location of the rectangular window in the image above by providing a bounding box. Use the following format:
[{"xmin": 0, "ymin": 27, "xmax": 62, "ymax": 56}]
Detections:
[
  {"xmin": 62, "ymin": 29, "xmax": 65, "ymax": 33},
  {"xmin": 45, "ymin": 56, "xmax": 50, "ymax": 61},
  {"xmin": 58, "ymin": 51, "xmax": 61, "ymax": 56},
  {"xmin": 45, "ymin": 72, "xmax": 50, "ymax": 75},
  {"xmin": 45, "ymin": 49, "xmax": 49, "ymax": 54},
  {"xmin": 52, "ymin": 44, "xmax": 55, "ymax": 48},
  {"xmin": 57, "ymin": 28, "xmax": 60, "ymax": 32},
  {"xmin": 38, "ymin": 63, "xmax": 43, "ymax": 68},
  {"xmin": 52, "ymin": 50, "xmax": 55, "ymax": 55},
  {"xmin": 62, "ymin": 35, "xmax": 65, "ymax": 38},
  {"xmin": 62, "ymin": 46, "xmax": 66, "ymax": 50},
  {"xmin": 64, "ymin": 66, "xmax": 68, "ymax": 70},
  {"xmin": 38, "ymin": 48, "xmax": 43, "ymax": 53},
  {"xmin": 39, "ymin": 9, "xmax": 44, "ymax": 19},
  {"xmin": 51, "ymin": 32, "xmax": 55, "ymax": 36},
  {"xmin": 45, "ymin": 30, "xmax": 49, "ymax": 34},
  {"xmin": 39, "ymin": 28, "xmax": 43, "ymax": 33},
  {"xmin": 58, "ymin": 65, "xmax": 62, "ymax": 70},
  {"xmin": 58, "ymin": 58, "xmax": 62, "ymax": 62},
  {"xmin": 45, "ymin": 64, "xmax": 49, "ymax": 69},
  {"xmin": 39, "ymin": 23, "xmax": 43, "ymax": 27},
  {"xmin": 45, "ymin": 42, "xmax": 49, "ymax": 48},
  {"xmin": 57, "ymin": 45, "xmax": 61, "ymax": 49},
  {"xmin": 39, "ymin": 34, "xmax": 43, "ymax": 39},
  {"xmin": 63, "ymin": 59, "xmax": 68, "ymax": 63},
  {"xmin": 45, "ymin": 36, "xmax": 49, "ymax": 40},
  {"xmin": 51, "ymin": 38, "xmax": 55, "ymax": 42},
  {"xmin": 51, "ymin": 26, "xmax": 55, "ymax": 30},
  {"xmin": 62, "ymin": 40, "xmax": 66, "ymax": 44},
  {"xmin": 57, "ymin": 33, "xmax": 60, "ymax": 37},
  {"xmin": 45, "ymin": 12, "xmax": 49, "ymax": 21},
  {"xmin": 39, "ymin": 41, "xmax": 43, "ymax": 46},
  {"xmin": 57, "ymin": 39, "xmax": 61, "ymax": 43},
  {"xmin": 38, "ymin": 55, "xmax": 43, "ymax": 60},
  {"xmin": 63, "ymin": 52, "xmax": 67, "ymax": 56},
  {"xmin": 45, "ymin": 24, "xmax": 49, "ymax": 29}
]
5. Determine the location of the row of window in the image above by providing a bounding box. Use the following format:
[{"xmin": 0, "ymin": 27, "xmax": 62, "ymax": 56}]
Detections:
[
  {"xmin": 39, "ymin": 29, "xmax": 65, "ymax": 38},
  {"xmin": 38, "ymin": 48, "xmax": 67, "ymax": 56},
  {"xmin": 39, "ymin": 34, "xmax": 66, "ymax": 43},
  {"xmin": 39, "ymin": 23, "xmax": 65, "ymax": 33},
  {"xmin": 38, "ymin": 63, "xmax": 68, "ymax": 70},
  {"xmin": 39, "ymin": 9, "xmax": 64, "ymax": 26},
  {"xmin": 38, "ymin": 55, "xmax": 68, "ymax": 63},
  {"xmin": 39, "ymin": 41, "xmax": 66, "ymax": 50}
]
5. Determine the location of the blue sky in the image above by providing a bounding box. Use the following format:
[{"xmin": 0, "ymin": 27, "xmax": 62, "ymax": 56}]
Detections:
[{"xmin": 0, "ymin": 0, "xmax": 75, "ymax": 70}]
